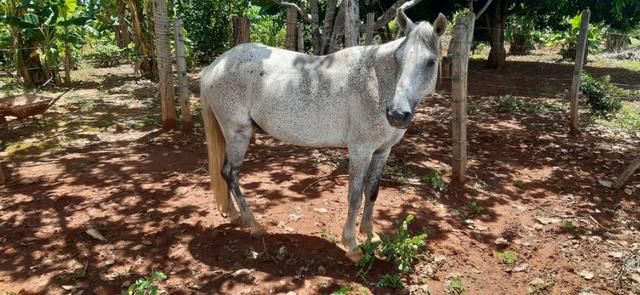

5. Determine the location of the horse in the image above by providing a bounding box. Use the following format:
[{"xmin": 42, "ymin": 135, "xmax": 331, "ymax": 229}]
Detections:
[{"xmin": 200, "ymin": 9, "xmax": 447, "ymax": 262}]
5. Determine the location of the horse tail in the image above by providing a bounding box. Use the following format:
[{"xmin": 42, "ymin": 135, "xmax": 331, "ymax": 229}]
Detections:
[{"xmin": 201, "ymin": 88, "xmax": 229, "ymax": 216}]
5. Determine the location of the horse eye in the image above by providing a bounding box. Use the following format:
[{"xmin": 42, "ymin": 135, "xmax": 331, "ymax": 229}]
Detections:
[{"xmin": 426, "ymin": 59, "xmax": 436, "ymax": 67}]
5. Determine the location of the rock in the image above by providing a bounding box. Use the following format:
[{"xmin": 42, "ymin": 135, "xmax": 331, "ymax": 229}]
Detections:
[
  {"xmin": 313, "ymin": 208, "xmax": 328, "ymax": 214},
  {"xmin": 121, "ymin": 281, "xmax": 131, "ymax": 288},
  {"xmin": 286, "ymin": 292, "xmax": 296, "ymax": 295},
  {"xmin": 598, "ymin": 179, "xmax": 613, "ymax": 188},
  {"xmin": 61, "ymin": 285, "xmax": 75, "ymax": 290},
  {"xmin": 141, "ymin": 240, "xmax": 152, "ymax": 246},
  {"xmin": 85, "ymin": 228, "xmax": 107, "ymax": 242},
  {"xmin": 233, "ymin": 268, "xmax": 254, "ymax": 277},
  {"xmin": 317, "ymin": 266, "xmax": 326, "ymax": 275},
  {"xmin": 533, "ymin": 224, "xmax": 543, "ymax": 231},
  {"xmin": 434, "ymin": 255, "xmax": 447, "ymax": 265},
  {"xmin": 494, "ymin": 238, "xmax": 509, "ymax": 245},
  {"xmin": 535, "ymin": 217, "xmax": 560, "ymax": 225},
  {"xmin": 475, "ymin": 225, "xmax": 488, "ymax": 231},
  {"xmin": 105, "ymin": 259, "xmax": 115, "ymax": 266},
  {"xmin": 624, "ymin": 188, "xmax": 633, "ymax": 195},
  {"xmin": 464, "ymin": 219, "xmax": 474, "ymax": 225},
  {"xmin": 529, "ymin": 278, "xmax": 544, "ymax": 286},
  {"xmin": 630, "ymin": 273, "xmax": 640, "ymax": 283},
  {"xmin": 578, "ymin": 270, "xmax": 594, "ymax": 280},
  {"xmin": 608, "ymin": 251, "xmax": 623, "ymax": 259},
  {"xmin": 512, "ymin": 263, "xmax": 528, "ymax": 273}
]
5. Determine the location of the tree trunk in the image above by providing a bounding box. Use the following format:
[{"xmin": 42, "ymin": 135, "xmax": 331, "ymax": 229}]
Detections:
[
  {"xmin": 153, "ymin": 0, "xmax": 177, "ymax": 129},
  {"xmin": 344, "ymin": 0, "xmax": 359, "ymax": 47},
  {"xmin": 116, "ymin": 0, "xmax": 131, "ymax": 48},
  {"xmin": 64, "ymin": 40, "xmax": 71, "ymax": 86},
  {"xmin": 173, "ymin": 20, "xmax": 192, "ymax": 134},
  {"xmin": 320, "ymin": 0, "xmax": 337, "ymax": 54},
  {"xmin": 233, "ymin": 16, "xmax": 250, "ymax": 45},
  {"xmin": 486, "ymin": 0, "xmax": 506, "ymax": 69},
  {"xmin": 310, "ymin": 0, "xmax": 321, "ymax": 54},
  {"xmin": 286, "ymin": 7, "xmax": 298, "ymax": 51},
  {"xmin": 328, "ymin": 1, "xmax": 347, "ymax": 53},
  {"xmin": 509, "ymin": 27, "xmax": 531, "ymax": 55},
  {"xmin": 129, "ymin": 0, "xmax": 157, "ymax": 81}
]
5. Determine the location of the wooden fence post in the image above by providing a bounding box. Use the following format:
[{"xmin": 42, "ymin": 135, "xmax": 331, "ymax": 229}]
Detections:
[
  {"xmin": 450, "ymin": 13, "xmax": 475, "ymax": 184},
  {"xmin": 233, "ymin": 16, "xmax": 250, "ymax": 45},
  {"xmin": 298, "ymin": 25, "xmax": 304, "ymax": 52},
  {"xmin": 365, "ymin": 12, "xmax": 374, "ymax": 45},
  {"xmin": 173, "ymin": 19, "xmax": 192, "ymax": 134},
  {"xmin": 569, "ymin": 9, "xmax": 590, "ymax": 136},
  {"xmin": 153, "ymin": 0, "xmax": 177, "ymax": 129},
  {"xmin": 286, "ymin": 7, "xmax": 298, "ymax": 50}
]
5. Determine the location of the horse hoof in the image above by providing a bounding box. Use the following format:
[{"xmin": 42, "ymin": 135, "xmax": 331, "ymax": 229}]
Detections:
[
  {"xmin": 229, "ymin": 215, "xmax": 245, "ymax": 225},
  {"xmin": 346, "ymin": 249, "xmax": 364, "ymax": 263},
  {"xmin": 368, "ymin": 232, "xmax": 382, "ymax": 245},
  {"xmin": 250, "ymin": 224, "xmax": 267, "ymax": 237}
]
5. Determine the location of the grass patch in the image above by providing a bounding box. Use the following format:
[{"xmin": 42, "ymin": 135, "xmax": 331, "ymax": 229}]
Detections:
[
  {"xmin": 598, "ymin": 102, "xmax": 640, "ymax": 133},
  {"xmin": 498, "ymin": 95, "xmax": 564, "ymax": 114},
  {"xmin": 420, "ymin": 170, "xmax": 446, "ymax": 192},
  {"xmin": 447, "ymin": 278, "xmax": 465, "ymax": 294},
  {"xmin": 497, "ymin": 250, "xmax": 519, "ymax": 265}
]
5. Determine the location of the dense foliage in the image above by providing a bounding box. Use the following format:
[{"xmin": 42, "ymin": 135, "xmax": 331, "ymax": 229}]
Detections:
[{"xmin": 580, "ymin": 73, "xmax": 623, "ymax": 118}]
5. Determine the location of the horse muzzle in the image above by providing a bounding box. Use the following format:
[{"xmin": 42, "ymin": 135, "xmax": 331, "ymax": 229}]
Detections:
[{"xmin": 386, "ymin": 109, "xmax": 413, "ymax": 129}]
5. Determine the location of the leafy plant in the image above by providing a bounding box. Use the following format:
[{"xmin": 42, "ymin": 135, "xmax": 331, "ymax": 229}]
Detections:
[
  {"xmin": 580, "ymin": 73, "xmax": 623, "ymax": 118},
  {"xmin": 544, "ymin": 13, "xmax": 605, "ymax": 60},
  {"xmin": 372, "ymin": 273, "xmax": 403, "ymax": 289},
  {"xmin": 246, "ymin": 248, "xmax": 259, "ymax": 260},
  {"xmin": 421, "ymin": 170, "xmax": 446, "ymax": 192},
  {"xmin": 447, "ymin": 278, "xmax": 465, "ymax": 294},
  {"xmin": 498, "ymin": 95, "xmax": 525, "ymax": 113},
  {"xmin": 562, "ymin": 219, "xmax": 575, "ymax": 230},
  {"xmin": 330, "ymin": 285, "xmax": 353, "ymax": 295},
  {"xmin": 497, "ymin": 250, "xmax": 518, "ymax": 265},
  {"xmin": 512, "ymin": 179, "xmax": 525, "ymax": 189},
  {"xmin": 88, "ymin": 42, "xmax": 126, "ymax": 67},
  {"xmin": 469, "ymin": 200, "xmax": 485, "ymax": 215},
  {"xmin": 379, "ymin": 215, "xmax": 428, "ymax": 273},
  {"xmin": 123, "ymin": 272, "xmax": 167, "ymax": 295},
  {"xmin": 73, "ymin": 268, "xmax": 87, "ymax": 280},
  {"xmin": 356, "ymin": 215, "xmax": 427, "ymax": 289}
]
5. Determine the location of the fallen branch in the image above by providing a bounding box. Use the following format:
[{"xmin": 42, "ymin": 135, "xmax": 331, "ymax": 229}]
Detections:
[
  {"xmin": 613, "ymin": 156, "xmax": 640, "ymax": 190},
  {"xmin": 616, "ymin": 248, "xmax": 640, "ymax": 289},
  {"xmin": 522, "ymin": 196, "xmax": 574, "ymax": 219},
  {"xmin": 272, "ymin": 0, "xmax": 313, "ymax": 22}
]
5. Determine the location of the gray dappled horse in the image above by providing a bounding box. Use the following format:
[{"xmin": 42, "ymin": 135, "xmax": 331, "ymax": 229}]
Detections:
[{"xmin": 201, "ymin": 9, "xmax": 447, "ymax": 262}]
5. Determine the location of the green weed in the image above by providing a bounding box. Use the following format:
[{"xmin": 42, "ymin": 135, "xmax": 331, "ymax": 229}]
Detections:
[
  {"xmin": 469, "ymin": 200, "xmax": 485, "ymax": 215},
  {"xmin": 512, "ymin": 179, "xmax": 525, "ymax": 189},
  {"xmin": 447, "ymin": 278, "xmax": 465, "ymax": 294},
  {"xmin": 122, "ymin": 271, "xmax": 167, "ymax": 295},
  {"xmin": 330, "ymin": 285, "xmax": 353, "ymax": 295},
  {"xmin": 562, "ymin": 219, "xmax": 575, "ymax": 230},
  {"xmin": 497, "ymin": 250, "xmax": 518, "ymax": 265},
  {"xmin": 320, "ymin": 231, "xmax": 339, "ymax": 244},
  {"xmin": 421, "ymin": 170, "xmax": 446, "ymax": 192},
  {"xmin": 372, "ymin": 273, "xmax": 403, "ymax": 289}
]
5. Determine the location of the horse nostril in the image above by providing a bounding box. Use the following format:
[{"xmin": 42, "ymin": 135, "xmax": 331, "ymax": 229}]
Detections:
[{"xmin": 401, "ymin": 111, "xmax": 412, "ymax": 122}]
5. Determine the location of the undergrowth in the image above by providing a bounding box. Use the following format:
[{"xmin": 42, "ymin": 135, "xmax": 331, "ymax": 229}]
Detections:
[{"xmin": 356, "ymin": 215, "xmax": 427, "ymax": 289}]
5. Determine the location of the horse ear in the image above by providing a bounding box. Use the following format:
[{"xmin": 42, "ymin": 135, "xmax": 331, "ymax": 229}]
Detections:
[
  {"xmin": 433, "ymin": 13, "xmax": 448, "ymax": 37},
  {"xmin": 396, "ymin": 9, "xmax": 416, "ymax": 35}
]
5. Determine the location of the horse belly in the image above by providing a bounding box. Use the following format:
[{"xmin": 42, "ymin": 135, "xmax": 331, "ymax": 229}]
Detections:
[{"xmin": 251, "ymin": 99, "xmax": 347, "ymax": 148}]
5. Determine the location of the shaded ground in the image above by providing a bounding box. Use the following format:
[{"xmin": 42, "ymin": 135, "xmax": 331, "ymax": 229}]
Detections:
[{"xmin": 1, "ymin": 52, "xmax": 639, "ymax": 295}]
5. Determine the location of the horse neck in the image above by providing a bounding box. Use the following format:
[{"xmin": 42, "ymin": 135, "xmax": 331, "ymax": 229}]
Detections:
[{"xmin": 366, "ymin": 38, "xmax": 405, "ymax": 103}]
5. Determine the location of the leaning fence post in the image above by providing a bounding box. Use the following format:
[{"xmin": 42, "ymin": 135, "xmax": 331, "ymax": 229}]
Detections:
[
  {"xmin": 450, "ymin": 13, "xmax": 475, "ymax": 184},
  {"xmin": 152, "ymin": 0, "xmax": 178, "ymax": 129},
  {"xmin": 173, "ymin": 19, "xmax": 192, "ymax": 134},
  {"xmin": 298, "ymin": 25, "xmax": 304, "ymax": 52},
  {"xmin": 569, "ymin": 9, "xmax": 590, "ymax": 136}
]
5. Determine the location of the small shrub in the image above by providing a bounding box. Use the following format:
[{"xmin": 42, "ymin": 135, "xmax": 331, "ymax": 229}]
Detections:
[
  {"xmin": 246, "ymin": 248, "xmax": 259, "ymax": 260},
  {"xmin": 497, "ymin": 250, "xmax": 518, "ymax": 265},
  {"xmin": 90, "ymin": 43, "xmax": 126, "ymax": 68},
  {"xmin": 421, "ymin": 170, "xmax": 446, "ymax": 192},
  {"xmin": 447, "ymin": 278, "xmax": 465, "ymax": 294},
  {"xmin": 512, "ymin": 179, "xmax": 525, "ymax": 189},
  {"xmin": 498, "ymin": 94, "xmax": 525, "ymax": 113},
  {"xmin": 580, "ymin": 73, "xmax": 623, "ymax": 118},
  {"xmin": 123, "ymin": 272, "xmax": 167, "ymax": 295}
]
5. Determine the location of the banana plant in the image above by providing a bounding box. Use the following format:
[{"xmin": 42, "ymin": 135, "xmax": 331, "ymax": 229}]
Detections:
[{"xmin": 0, "ymin": 0, "xmax": 93, "ymax": 86}]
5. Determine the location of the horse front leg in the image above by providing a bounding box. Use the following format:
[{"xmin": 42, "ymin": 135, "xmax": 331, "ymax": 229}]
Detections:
[
  {"xmin": 359, "ymin": 148, "xmax": 391, "ymax": 244},
  {"xmin": 342, "ymin": 149, "xmax": 373, "ymax": 262}
]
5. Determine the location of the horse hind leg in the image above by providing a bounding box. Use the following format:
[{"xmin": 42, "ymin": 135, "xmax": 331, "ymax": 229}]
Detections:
[{"xmin": 221, "ymin": 124, "xmax": 266, "ymax": 237}]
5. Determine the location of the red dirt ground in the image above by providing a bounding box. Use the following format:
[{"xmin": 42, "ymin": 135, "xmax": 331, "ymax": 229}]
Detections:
[{"xmin": 1, "ymin": 57, "xmax": 639, "ymax": 294}]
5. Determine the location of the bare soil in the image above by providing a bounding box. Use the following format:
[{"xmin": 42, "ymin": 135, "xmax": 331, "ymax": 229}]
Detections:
[{"xmin": 1, "ymin": 52, "xmax": 639, "ymax": 295}]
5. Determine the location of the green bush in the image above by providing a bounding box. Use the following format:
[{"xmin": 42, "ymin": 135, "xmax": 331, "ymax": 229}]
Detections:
[
  {"xmin": 89, "ymin": 43, "xmax": 126, "ymax": 67},
  {"xmin": 580, "ymin": 73, "xmax": 623, "ymax": 118}
]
